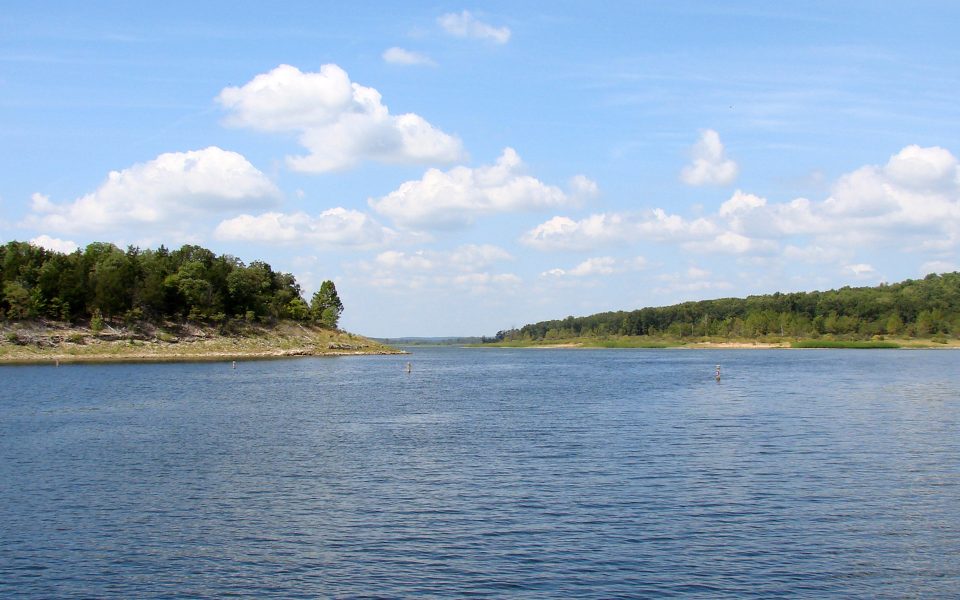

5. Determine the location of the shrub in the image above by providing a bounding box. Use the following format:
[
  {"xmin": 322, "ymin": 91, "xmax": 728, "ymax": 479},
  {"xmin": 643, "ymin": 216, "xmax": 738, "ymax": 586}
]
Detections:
[{"xmin": 90, "ymin": 310, "xmax": 104, "ymax": 333}]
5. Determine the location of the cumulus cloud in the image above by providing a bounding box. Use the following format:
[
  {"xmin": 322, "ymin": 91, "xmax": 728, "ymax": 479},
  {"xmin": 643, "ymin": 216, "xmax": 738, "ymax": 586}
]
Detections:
[
  {"xmin": 658, "ymin": 144, "xmax": 960, "ymax": 268},
  {"xmin": 680, "ymin": 129, "xmax": 739, "ymax": 186},
  {"xmin": 214, "ymin": 207, "xmax": 396, "ymax": 249},
  {"xmin": 521, "ymin": 210, "xmax": 716, "ymax": 251},
  {"xmin": 522, "ymin": 144, "xmax": 960, "ymax": 267},
  {"xmin": 354, "ymin": 244, "xmax": 518, "ymax": 293},
  {"xmin": 783, "ymin": 244, "xmax": 849, "ymax": 264},
  {"xmin": 217, "ymin": 63, "xmax": 463, "ymax": 172},
  {"xmin": 844, "ymin": 263, "xmax": 878, "ymax": 279},
  {"xmin": 718, "ymin": 190, "xmax": 765, "ymax": 218},
  {"xmin": 382, "ymin": 47, "xmax": 436, "ymax": 66},
  {"xmin": 438, "ymin": 10, "xmax": 511, "ymax": 44},
  {"xmin": 716, "ymin": 145, "xmax": 960, "ymax": 245},
  {"xmin": 920, "ymin": 260, "xmax": 958, "ymax": 275},
  {"xmin": 540, "ymin": 256, "xmax": 649, "ymax": 278},
  {"xmin": 520, "ymin": 146, "xmax": 946, "ymax": 255},
  {"xmin": 655, "ymin": 266, "xmax": 733, "ymax": 295},
  {"xmin": 569, "ymin": 174, "xmax": 600, "ymax": 200},
  {"xmin": 684, "ymin": 231, "xmax": 779, "ymax": 255},
  {"xmin": 448, "ymin": 244, "xmax": 513, "ymax": 269},
  {"xmin": 26, "ymin": 147, "xmax": 280, "ymax": 235},
  {"xmin": 822, "ymin": 145, "xmax": 960, "ymax": 228},
  {"xmin": 567, "ymin": 257, "xmax": 616, "ymax": 277},
  {"xmin": 30, "ymin": 234, "xmax": 78, "ymax": 254},
  {"xmin": 370, "ymin": 148, "xmax": 585, "ymax": 229}
]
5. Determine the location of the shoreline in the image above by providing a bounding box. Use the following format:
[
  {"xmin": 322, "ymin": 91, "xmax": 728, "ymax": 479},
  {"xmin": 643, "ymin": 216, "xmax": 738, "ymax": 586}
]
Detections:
[
  {"xmin": 0, "ymin": 320, "xmax": 404, "ymax": 365},
  {"xmin": 474, "ymin": 340, "xmax": 959, "ymax": 350},
  {"xmin": 0, "ymin": 348, "xmax": 403, "ymax": 366}
]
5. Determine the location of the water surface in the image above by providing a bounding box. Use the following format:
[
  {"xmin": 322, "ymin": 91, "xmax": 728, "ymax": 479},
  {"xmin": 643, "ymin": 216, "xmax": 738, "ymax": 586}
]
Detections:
[{"xmin": 2, "ymin": 348, "xmax": 958, "ymax": 597}]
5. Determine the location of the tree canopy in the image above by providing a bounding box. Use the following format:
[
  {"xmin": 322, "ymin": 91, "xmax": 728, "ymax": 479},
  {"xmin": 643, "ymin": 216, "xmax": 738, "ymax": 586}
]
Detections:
[
  {"xmin": 491, "ymin": 273, "xmax": 960, "ymax": 342},
  {"xmin": 0, "ymin": 240, "xmax": 342, "ymax": 328}
]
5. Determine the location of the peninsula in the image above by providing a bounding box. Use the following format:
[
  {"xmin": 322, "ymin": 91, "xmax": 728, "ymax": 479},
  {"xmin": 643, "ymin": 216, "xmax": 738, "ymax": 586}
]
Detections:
[{"xmin": 0, "ymin": 240, "xmax": 400, "ymax": 363}]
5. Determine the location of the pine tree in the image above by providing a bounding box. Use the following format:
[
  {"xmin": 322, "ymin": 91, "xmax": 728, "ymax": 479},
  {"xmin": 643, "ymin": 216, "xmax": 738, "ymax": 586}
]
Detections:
[{"xmin": 310, "ymin": 280, "xmax": 343, "ymax": 329}]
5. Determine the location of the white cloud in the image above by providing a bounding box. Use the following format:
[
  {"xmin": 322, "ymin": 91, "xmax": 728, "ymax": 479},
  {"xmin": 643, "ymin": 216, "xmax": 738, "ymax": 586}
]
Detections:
[
  {"xmin": 382, "ymin": 47, "xmax": 436, "ymax": 66},
  {"xmin": 680, "ymin": 129, "xmax": 739, "ymax": 186},
  {"xmin": 522, "ymin": 144, "xmax": 960, "ymax": 266},
  {"xmin": 719, "ymin": 145, "xmax": 960, "ymax": 246},
  {"xmin": 370, "ymin": 148, "xmax": 578, "ymax": 229},
  {"xmin": 667, "ymin": 144, "xmax": 960, "ymax": 271},
  {"xmin": 822, "ymin": 145, "xmax": 960, "ymax": 228},
  {"xmin": 844, "ymin": 263, "xmax": 877, "ymax": 279},
  {"xmin": 684, "ymin": 231, "xmax": 778, "ymax": 255},
  {"xmin": 569, "ymin": 256, "xmax": 617, "ymax": 276},
  {"xmin": 438, "ymin": 10, "xmax": 511, "ymax": 44},
  {"xmin": 718, "ymin": 190, "xmax": 765, "ymax": 218},
  {"xmin": 30, "ymin": 234, "xmax": 78, "ymax": 254},
  {"xmin": 26, "ymin": 147, "xmax": 279, "ymax": 235},
  {"xmin": 783, "ymin": 244, "xmax": 849, "ymax": 264},
  {"xmin": 521, "ymin": 209, "xmax": 716, "ymax": 251},
  {"xmin": 569, "ymin": 174, "xmax": 600, "ymax": 200},
  {"xmin": 30, "ymin": 193, "xmax": 54, "ymax": 213},
  {"xmin": 920, "ymin": 260, "xmax": 958, "ymax": 275},
  {"xmin": 655, "ymin": 266, "xmax": 733, "ymax": 295},
  {"xmin": 214, "ymin": 207, "xmax": 396, "ymax": 249},
  {"xmin": 354, "ymin": 244, "xmax": 518, "ymax": 293},
  {"xmin": 452, "ymin": 272, "xmax": 522, "ymax": 288},
  {"xmin": 217, "ymin": 63, "xmax": 463, "ymax": 172},
  {"xmin": 448, "ymin": 244, "xmax": 513, "ymax": 270},
  {"xmin": 541, "ymin": 256, "xmax": 640, "ymax": 278}
]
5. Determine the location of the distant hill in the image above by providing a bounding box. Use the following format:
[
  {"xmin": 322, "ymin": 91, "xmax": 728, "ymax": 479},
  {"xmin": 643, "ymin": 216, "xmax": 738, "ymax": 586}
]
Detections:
[{"xmin": 490, "ymin": 273, "xmax": 960, "ymax": 343}]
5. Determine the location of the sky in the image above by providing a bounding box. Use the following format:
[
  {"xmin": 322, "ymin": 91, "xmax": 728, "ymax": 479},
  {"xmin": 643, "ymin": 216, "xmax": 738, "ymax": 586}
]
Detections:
[{"xmin": 2, "ymin": 1, "xmax": 960, "ymax": 337}]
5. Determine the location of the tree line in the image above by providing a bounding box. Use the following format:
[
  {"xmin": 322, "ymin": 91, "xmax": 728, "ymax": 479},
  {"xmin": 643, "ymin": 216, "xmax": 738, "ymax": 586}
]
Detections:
[
  {"xmin": 0, "ymin": 241, "xmax": 343, "ymax": 328},
  {"xmin": 491, "ymin": 272, "xmax": 960, "ymax": 342}
]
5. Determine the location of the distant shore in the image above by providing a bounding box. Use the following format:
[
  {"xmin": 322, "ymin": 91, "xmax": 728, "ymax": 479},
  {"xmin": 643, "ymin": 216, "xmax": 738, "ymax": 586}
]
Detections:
[
  {"xmin": 0, "ymin": 320, "xmax": 403, "ymax": 365},
  {"xmin": 474, "ymin": 337, "xmax": 960, "ymax": 350}
]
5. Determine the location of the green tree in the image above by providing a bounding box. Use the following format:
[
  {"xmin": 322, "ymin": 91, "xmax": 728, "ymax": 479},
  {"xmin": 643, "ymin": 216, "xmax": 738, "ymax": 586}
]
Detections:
[
  {"xmin": 287, "ymin": 297, "xmax": 310, "ymax": 321},
  {"xmin": 310, "ymin": 280, "xmax": 343, "ymax": 328},
  {"xmin": 885, "ymin": 313, "xmax": 904, "ymax": 335},
  {"xmin": 3, "ymin": 281, "xmax": 31, "ymax": 320},
  {"xmin": 91, "ymin": 247, "xmax": 134, "ymax": 318}
]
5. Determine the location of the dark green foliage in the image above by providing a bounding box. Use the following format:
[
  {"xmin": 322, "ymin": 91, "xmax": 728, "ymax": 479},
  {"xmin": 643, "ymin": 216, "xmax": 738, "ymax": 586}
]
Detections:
[
  {"xmin": 310, "ymin": 280, "xmax": 343, "ymax": 329},
  {"xmin": 492, "ymin": 273, "xmax": 960, "ymax": 342},
  {"xmin": 0, "ymin": 240, "xmax": 341, "ymax": 328}
]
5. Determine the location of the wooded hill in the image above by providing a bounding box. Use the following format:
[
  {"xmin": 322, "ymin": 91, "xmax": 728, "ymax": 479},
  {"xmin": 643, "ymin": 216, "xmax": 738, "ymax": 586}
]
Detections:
[
  {"xmin": 491, "ymin": 273, "xmax": 960, "ymax": 343},
  {"xmin": 0, "ymin": 241, "xmax": 343, "ymax": 328}
]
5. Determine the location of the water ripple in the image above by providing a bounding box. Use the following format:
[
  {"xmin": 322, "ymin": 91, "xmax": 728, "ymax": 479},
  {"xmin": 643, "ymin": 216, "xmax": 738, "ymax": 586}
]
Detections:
[{"xmin": 1, "ymin": 349, "xmax": 958, "ymax": 598}]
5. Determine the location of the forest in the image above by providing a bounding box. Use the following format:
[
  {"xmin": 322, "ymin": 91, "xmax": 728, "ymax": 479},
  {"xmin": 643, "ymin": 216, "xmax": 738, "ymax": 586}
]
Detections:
[
  {"xmin": 491, "ymin": 272, "xmax": 960, "ymax": 343},
  {"xmin": 0, "ymin": 241, "xmax": 343, "ymax": 329}
]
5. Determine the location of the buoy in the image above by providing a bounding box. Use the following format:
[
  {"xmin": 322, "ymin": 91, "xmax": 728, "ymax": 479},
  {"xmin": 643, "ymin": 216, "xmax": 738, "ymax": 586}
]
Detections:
[
  {"xmin": 232, "ymin": 360, "xmax": 237, "ymax": 369},
  {"xmin": 406, "ymin": 362, "xmax": 412, "ymax": 374},
  {"xmin": 715, "ymin": 364, "xmax": 721, "ymax": 381}
]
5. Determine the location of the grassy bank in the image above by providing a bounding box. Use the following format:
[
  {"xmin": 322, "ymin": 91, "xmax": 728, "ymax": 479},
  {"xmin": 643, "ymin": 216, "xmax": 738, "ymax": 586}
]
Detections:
[
  {"xmin": 790, "ymin": 340, "xmax": 902, "ymax": 349},
  {"xmin": 476, "ymin": 334, "xmax": 960, "ymax": 350},
  {"xmin": 0, "ymin": 320, "xmax": 402, "ymax": 364}
]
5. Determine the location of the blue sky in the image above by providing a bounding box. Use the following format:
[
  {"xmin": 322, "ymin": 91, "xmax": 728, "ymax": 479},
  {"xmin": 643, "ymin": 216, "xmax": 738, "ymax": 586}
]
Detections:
[{"xmin": 2, "ymin": 1, "xmax": 959, "ymax": 337}]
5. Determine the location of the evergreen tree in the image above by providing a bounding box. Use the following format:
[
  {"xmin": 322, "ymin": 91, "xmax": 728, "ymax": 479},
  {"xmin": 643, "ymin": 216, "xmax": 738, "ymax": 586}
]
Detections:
[{"xmin": 310, "ymin": 280, "xmax": 343, "ymax": 329}]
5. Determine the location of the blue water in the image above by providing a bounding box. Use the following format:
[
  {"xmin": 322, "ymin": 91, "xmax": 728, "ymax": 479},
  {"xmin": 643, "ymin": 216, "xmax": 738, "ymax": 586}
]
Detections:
[{"xmin": 1, "ymin": 348, "xmax": 958, "ymax": 598}]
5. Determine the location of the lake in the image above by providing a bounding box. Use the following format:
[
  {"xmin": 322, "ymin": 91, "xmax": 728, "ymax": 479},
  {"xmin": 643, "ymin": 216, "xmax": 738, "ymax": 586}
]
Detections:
[{"xmin": 1, "ymin": 348, "xmax": 958, "ymax": 598}]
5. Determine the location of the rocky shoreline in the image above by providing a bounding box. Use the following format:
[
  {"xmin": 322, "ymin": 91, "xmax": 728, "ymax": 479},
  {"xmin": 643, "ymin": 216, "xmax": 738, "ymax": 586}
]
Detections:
[{"xmin": 0, "ymin": 320, "xmax": 404, "ymax": 364}]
